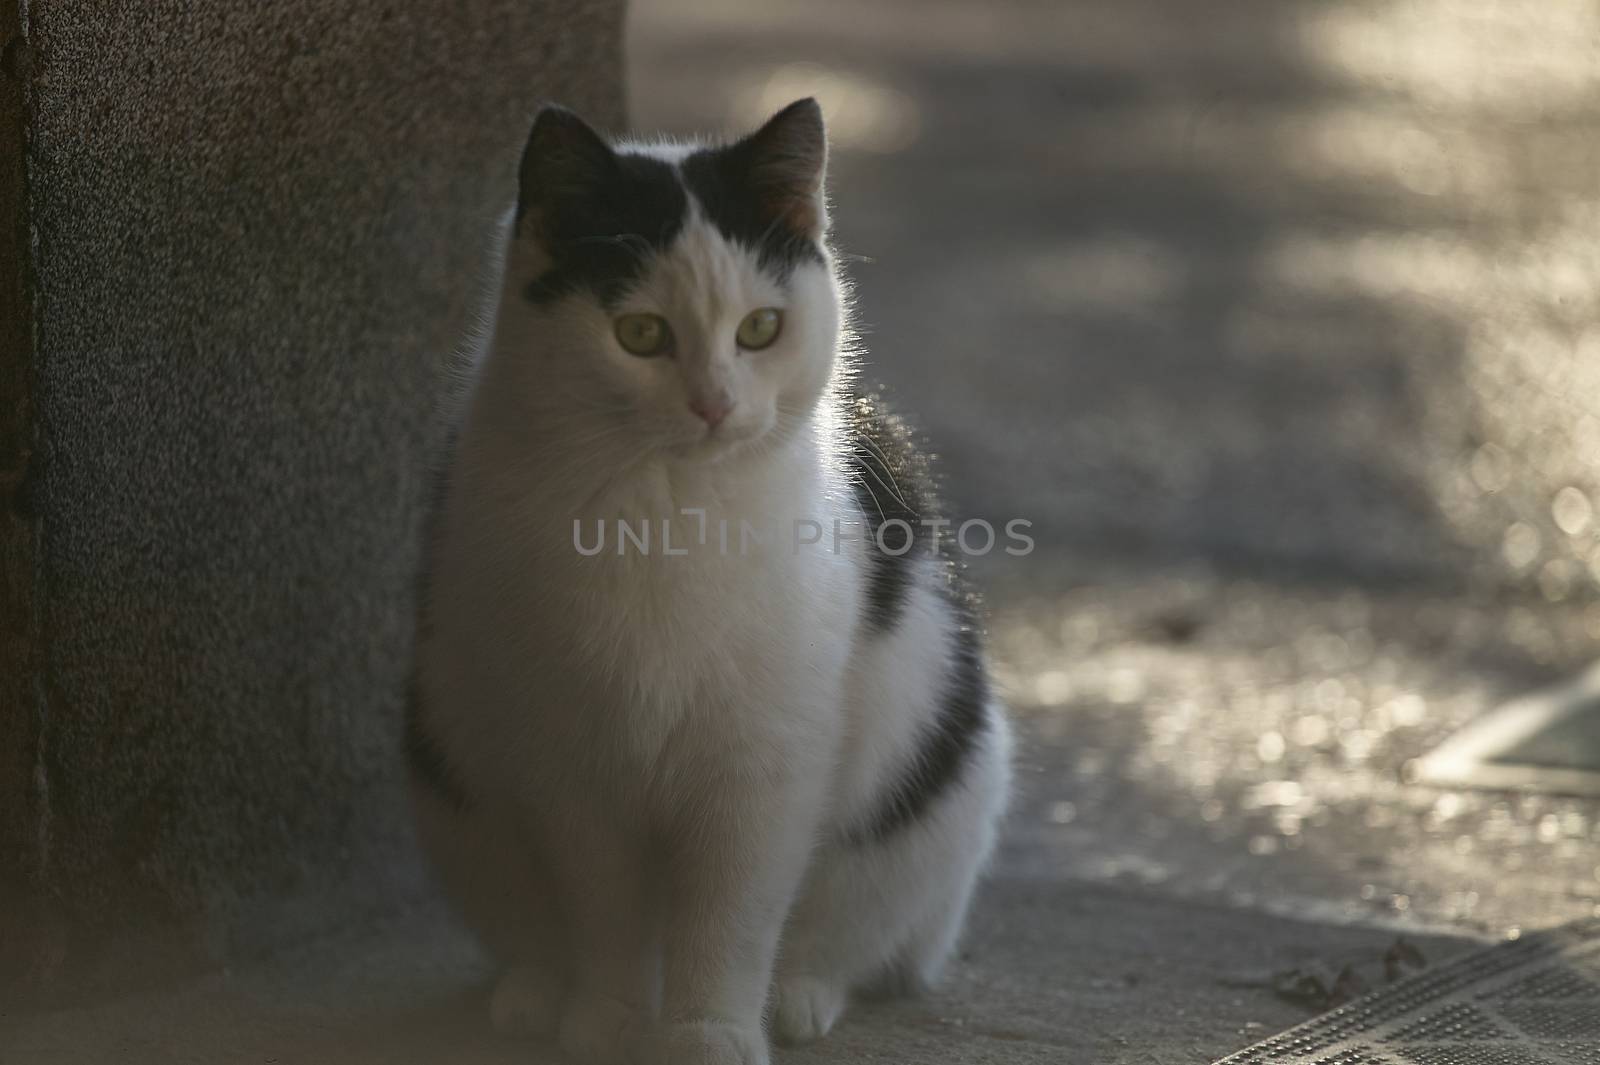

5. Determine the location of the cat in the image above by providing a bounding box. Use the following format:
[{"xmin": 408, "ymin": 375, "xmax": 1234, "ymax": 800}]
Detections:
[{"xmin": 409, "ymin": 98, "xmax": 1012, "ymax": 1065}]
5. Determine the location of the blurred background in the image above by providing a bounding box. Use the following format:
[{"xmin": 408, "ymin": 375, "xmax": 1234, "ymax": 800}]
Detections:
[{"xmin": 632, "ymin": 0, "xmax": 1600, "ymax": 936}]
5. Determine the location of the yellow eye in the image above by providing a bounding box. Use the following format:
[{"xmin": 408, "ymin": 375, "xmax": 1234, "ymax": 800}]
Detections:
[
  {"xmin": 614, "ymin": 313, "xmax": 672, "ymax": 357},
  {"xmin": 736, "ymin": 308, "xmax": 783, "ymax": 350}
]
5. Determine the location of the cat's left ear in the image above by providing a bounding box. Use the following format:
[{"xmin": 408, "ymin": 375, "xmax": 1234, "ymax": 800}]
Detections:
[
  {"xmin": 737, "ymin": 97, "xmax": 829, "ymax": 240},
  {"xmin": 516, "ymin": 105, "xmax": 617, "ymax": 235}
]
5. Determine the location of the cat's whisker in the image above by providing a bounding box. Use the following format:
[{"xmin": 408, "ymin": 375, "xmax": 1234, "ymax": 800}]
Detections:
[
  {"xmin": 848, "ymin": 434, "xmax": 915, "ymax": 513},
  {"xmin": 849, "ymin": 451, "xmax": 918, "ymax": 521}
]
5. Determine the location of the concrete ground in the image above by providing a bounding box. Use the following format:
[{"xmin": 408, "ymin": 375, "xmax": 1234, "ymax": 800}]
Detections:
[
  {"xmin": 9, "ymin": 0, "xmax": 1600, "ymax": 1061},
  {"xmin": 0, "ymin": 890, "xmax": 1474, "ymax": 1064}
]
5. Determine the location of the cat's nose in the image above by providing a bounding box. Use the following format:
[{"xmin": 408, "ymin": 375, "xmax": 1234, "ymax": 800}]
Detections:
[{"xmin": 689, "ymin": 395, "xmax": 733, "ymax": 428}]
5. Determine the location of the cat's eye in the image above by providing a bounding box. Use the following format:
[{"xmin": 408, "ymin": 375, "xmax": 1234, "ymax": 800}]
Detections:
[
  {"xmin": 614, "ymin": 313, "xmax": 672, "ymax": 357},
  {"xmin": 736, "ymin": 308, "xmax": 783, "ymax": 351}
]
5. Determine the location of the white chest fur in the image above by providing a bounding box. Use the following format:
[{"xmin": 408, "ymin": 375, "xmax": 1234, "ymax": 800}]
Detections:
[{"xmin": 420, "ymin": 419, "xmax": 864, "ymax": 800}]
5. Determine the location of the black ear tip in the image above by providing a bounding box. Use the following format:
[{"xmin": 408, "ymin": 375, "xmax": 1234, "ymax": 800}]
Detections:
[
  {"xmin": 531, "ymin": 104, "xmax": 585, "ymax": 135},
  {"xmin": 523, "ymin": 104, "xmax": 614, "ymax": 169},
  {"xmin": 757, "ymin": 97, "xmax": 824, "ymax": 150},
  {"xmin": 778, "ymin": 97, "xmax": 823, "ymax": 125},
  {"xmin": 519, "ymin": 103, "xmax": 614, "ymax": 214}
]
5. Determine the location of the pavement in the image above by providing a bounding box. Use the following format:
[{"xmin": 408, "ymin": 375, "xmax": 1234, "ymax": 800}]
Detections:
[
  {"xmin": 0, "ymin": 888, "xmax": 1475, "ymax": 1064},
  {"xmin": 9, "ymin": 0, "xmax": 1600, "ymax": 1061}
]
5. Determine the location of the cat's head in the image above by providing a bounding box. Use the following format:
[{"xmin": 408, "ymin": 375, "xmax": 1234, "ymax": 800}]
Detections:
[{"xmin": 495, "ymin": 98, "xmax": 841, "ymax": 464}]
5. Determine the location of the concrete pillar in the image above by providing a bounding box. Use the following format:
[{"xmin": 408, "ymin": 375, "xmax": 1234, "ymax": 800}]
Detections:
[{"xmin": 0, "ymin": 0, "xmax": 626, "ymax": 998}]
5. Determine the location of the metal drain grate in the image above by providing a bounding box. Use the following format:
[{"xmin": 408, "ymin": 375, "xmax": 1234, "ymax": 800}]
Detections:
[{"xmin": 1214, "ymin": 921, "xmax": 1600, "ymax": 1065}]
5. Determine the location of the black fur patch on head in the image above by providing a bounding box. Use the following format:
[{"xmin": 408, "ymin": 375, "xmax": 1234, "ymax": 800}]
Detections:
[
  {"xmin": 518, "ymin": 106, "xmax": 688, "ymax": 308},
  {"xmin": 845, "ymin": 391, "xmax": 940, "ymax": 634},
  {"xmin": 681, "ymin": 98, "xmax": 828, "ymax": 281},
  {"xmin": 852, "ymin": 595, "xmax": 992, "ymax": 844}
]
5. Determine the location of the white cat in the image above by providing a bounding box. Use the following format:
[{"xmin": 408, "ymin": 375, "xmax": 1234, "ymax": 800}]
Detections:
[{"xmin": 410, "ymin": 98, "xmax": 1011, "ymax": 1065}]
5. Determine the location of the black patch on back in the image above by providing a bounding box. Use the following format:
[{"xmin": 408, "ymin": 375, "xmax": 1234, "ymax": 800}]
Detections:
[
  {"xmin": 845, "ymin": 391, "xmax": 940, "ymax": 634},
  {"xmin": 852, "ymin": 594, "xmax": 992, "ymax": 844},
  {"xmin": 680, "ymin": 147, "xmax": 825, "ymax": 281},
  {"xmin": 523, "ymin": 152, "xmax": 689, "ymax": 308}
]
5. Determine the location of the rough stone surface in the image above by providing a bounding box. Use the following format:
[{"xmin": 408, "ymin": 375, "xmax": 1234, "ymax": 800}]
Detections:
[
  {"xmin": 0, "ymin": 0, "xmax": 47, "ymax": 994},
  {"xmin": 0, "ymin": 0, "xmax": 625, "ymax": 997}
]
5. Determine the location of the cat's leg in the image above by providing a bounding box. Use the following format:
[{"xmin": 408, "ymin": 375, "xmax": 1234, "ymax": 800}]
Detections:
[
  {"xmin": 542, "ymin": 807, "xmax": 658, "ymax": 1065},
  {"xmin": 625, "ymin": 754, "xmax": 829, "ymax": 1065},
  {"xmin": 769, "ymin": 836, "xmax": 916, "ymax": 1041},
  {"xmin": 410, "ymin": 783, "xmax": 568, "ymax": 1038},
  {"xmin": 771, "ymin": 704, "xmax": 1011, "ymax": 1044},
  {"xmin": 877, "ymin": 829, "xmax": 989, "ymax": 995},
  {"xmin": 880, "ymin": 710, "xmax": 1011, "ymax": 992}
]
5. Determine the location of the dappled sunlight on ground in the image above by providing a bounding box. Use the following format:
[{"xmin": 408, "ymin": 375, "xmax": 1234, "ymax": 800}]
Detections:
[
  {"xmin": 985, "ymin": 565, "xmax": 1600, "ymax": 937},
  {"xmin": 1280, "ymin": 2, "xmax": 1600, "ymax": 599}
]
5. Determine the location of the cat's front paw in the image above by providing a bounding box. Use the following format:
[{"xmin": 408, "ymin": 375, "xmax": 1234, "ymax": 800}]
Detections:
[
  {"xmin": 772, "ymin": 974, "xmax": 847, "ymax": 1045},
  {"xmin": 559, "ymin": 992, "xmax": 641, "ymax": 1065},
  {"xmin": 489, "ymin": 963, "xmax": 564, "ymax": 1038},
  {"xmin": 625, "ymin": 1019, "xmax": 768, "ymax": 1065}
]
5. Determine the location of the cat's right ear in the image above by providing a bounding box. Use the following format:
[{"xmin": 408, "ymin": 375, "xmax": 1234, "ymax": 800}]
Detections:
[
  {"xmin": 516, "ymin": 106, "xmax": 617, "ymax": 236},
  {"xmin": 737, "ymin": 97, "xmax": 828, "ymax": 240}
]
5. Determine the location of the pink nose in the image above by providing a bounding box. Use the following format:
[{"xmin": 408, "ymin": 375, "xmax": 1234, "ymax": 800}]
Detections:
[{"xmin": 689, "ymin": 396, "xmax": 732, "ymax": 428}]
